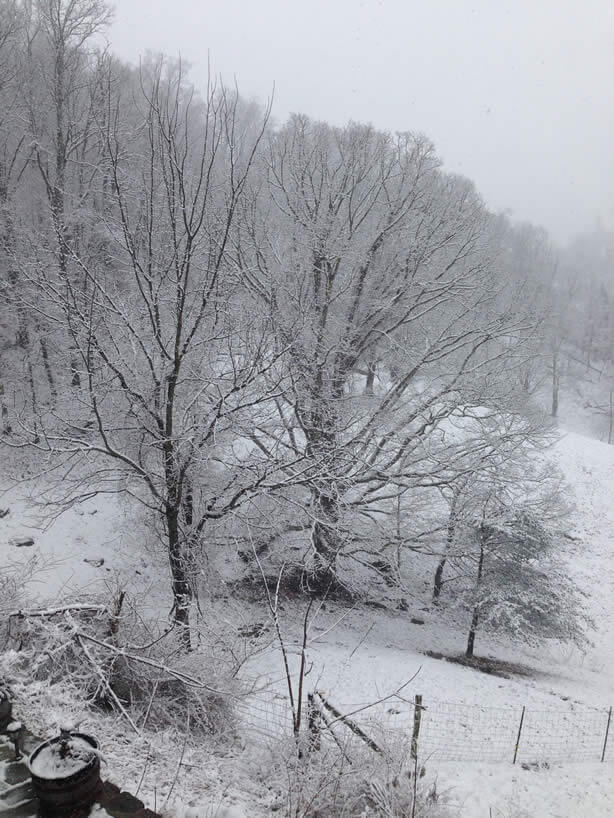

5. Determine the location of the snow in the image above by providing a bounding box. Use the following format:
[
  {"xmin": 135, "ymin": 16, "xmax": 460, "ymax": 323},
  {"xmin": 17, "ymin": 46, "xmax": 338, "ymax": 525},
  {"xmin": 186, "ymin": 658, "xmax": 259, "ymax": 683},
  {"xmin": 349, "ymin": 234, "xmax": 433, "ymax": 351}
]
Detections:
[
  {"xmin": 443, "ymin": 760, "xmax": 614, "ymax": 818},
  {"xmin": 2, "ymin": 427, "xmax": 614, "ymax": 815},
  {"xmin": 0, "ymin": 488, "xmax": 172, "ymax": 618},
  {"xmin": 238, "ymin": 427, "xmax": 614, "ymax": 815},
  {"xmin": 29, "ymin": 735, "xmax": 97, "ymax": 779}
]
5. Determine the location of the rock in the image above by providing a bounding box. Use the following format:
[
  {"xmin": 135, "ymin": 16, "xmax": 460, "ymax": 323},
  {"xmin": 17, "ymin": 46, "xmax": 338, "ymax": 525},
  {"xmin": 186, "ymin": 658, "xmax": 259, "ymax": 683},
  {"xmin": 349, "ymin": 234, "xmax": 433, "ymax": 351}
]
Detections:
[
  {"xmin": 84, "ymin": 558, "xmax": 105, "ymax": 568},
  {"xmin": 397, "ymin": 598, "xmax": 409, "ymax": 611},
  {"xmin": 0, "ymin": 508, "xmax": 10, "ymax": 519},
  {"xmin": 410, "ymin": 617, "xmax": 425, "ymax": 625},
  {"xmin": 9, "ymin": 536, "xmax": 34, "ymax": 547}
]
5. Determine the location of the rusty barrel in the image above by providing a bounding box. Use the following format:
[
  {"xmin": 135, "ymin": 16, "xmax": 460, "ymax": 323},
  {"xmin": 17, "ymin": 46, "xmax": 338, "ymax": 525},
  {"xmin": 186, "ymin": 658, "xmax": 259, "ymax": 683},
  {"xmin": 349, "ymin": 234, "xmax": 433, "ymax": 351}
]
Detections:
[
  {"xmin": 28, "ymin": 732, "xmax": 102, "ymax": 813},
  {"xmin": 0, "ymin": 689, "xmax": 12, "ymax": 731}
]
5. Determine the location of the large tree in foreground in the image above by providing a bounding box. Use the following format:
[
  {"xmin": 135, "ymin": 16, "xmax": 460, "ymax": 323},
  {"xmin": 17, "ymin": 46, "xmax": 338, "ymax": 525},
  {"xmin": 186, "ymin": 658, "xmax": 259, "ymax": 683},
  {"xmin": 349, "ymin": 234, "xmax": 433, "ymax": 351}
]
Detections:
[
  {"xmin": 14, "ymin": 59, "xmax": 278, "ymax": 647},
  {"xmin": 236, "ymin": 115, "xmax": 539, "ymax": 590}
]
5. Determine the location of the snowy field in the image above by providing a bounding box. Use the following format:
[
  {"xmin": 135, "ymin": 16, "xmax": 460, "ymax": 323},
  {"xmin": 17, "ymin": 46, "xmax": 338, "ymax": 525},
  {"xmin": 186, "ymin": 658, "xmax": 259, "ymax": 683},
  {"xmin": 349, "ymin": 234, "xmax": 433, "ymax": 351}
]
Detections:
[{"xmin": 2, "ymin": 428, "xmax": 614, "ymax": 817}]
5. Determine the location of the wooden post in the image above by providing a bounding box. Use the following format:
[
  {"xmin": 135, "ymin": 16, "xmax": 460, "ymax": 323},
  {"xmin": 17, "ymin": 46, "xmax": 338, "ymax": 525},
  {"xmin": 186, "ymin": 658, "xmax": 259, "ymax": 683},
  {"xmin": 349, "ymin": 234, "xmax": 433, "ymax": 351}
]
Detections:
[
  {"xmin": 410, "ymin": 694, "xmax": 423, "ymax": 760},
  {"xmin": 601, "ymin": 706, "xmax": 612, "ymax": 762},
  {"xmin": 513, "ymin": 706, "xmax": 525, "ymax": 764}
]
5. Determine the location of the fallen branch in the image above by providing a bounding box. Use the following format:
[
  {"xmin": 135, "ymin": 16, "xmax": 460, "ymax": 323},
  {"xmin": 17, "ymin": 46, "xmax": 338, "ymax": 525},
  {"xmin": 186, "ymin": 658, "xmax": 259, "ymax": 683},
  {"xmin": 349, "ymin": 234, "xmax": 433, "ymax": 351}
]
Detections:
[
  {"xmin": 73, "ymin": 629, "xmax": 232, "ymax": 696},
  {"xmin": 65, "ymin": 613, "xmax": 141, "ymax": 735},
  {"xmin": 312, "ymin": 695, "xmax": 352, "ymax": 764},
  {"xmin": 316, "ymin": 691, "xmax": 383, "ymax": 756},
  {"xmin": 318, "ymin": 669, "xmax": 421, "ymax": 729},
  {"xmin": 8, "ymin": 604, "xmax": 107, "ymax": 619}
]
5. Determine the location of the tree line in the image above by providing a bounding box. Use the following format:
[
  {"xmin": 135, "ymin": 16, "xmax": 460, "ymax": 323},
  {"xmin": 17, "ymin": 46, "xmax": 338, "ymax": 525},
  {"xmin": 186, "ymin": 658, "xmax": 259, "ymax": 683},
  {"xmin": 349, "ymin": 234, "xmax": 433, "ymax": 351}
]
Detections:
[{"xmin": 0, "ymin": 0, "xmax": 599, "ymax": 654}]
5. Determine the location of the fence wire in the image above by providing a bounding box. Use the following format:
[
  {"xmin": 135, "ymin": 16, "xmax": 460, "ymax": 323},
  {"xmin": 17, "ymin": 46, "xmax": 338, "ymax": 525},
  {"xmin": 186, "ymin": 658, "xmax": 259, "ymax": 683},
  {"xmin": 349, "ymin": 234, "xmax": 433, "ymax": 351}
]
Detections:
[
  {"xmin": 411, "ymin": 700, "xmax": 611, "ymax": 764},
  {"xmin": 236, "ymin": 690, "xmax": 613, "ymax": 765}
]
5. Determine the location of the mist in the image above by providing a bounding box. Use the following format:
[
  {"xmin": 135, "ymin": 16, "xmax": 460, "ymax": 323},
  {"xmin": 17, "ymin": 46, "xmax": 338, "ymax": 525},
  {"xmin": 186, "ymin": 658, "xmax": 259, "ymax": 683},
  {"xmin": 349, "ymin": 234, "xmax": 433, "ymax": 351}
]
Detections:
[
  {"xmin": 109, "ymin": 0, "xmax": 614, "ymax": 245},
  {"xmin": 1, "ymin": 3, "xmax": 614, "ymax": 816}
]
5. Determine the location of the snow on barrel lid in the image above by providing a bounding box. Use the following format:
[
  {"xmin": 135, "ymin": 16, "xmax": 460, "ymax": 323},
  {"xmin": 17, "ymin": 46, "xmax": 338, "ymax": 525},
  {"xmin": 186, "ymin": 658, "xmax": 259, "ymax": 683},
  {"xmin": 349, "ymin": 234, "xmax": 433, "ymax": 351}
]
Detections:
[{"xmin": 29, "ymin": 735, "xmax": 97, "ymax": 780}]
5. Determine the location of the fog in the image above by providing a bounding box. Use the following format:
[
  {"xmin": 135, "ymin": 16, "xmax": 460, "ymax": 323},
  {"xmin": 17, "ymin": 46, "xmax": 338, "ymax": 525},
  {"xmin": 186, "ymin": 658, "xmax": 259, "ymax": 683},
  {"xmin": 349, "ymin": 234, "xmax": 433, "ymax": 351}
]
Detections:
[
  {"xmin": 109, "ymin": 0, "xmax": 614, "ymax": 245},
  {"xmin": 2, "ymin": 3, "xmax": 614, "ymax": 815}
]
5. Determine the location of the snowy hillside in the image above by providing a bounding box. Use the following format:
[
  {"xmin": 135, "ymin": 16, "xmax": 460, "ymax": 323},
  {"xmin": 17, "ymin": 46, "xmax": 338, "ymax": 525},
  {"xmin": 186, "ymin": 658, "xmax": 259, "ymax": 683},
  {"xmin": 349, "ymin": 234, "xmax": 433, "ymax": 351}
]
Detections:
[{"xmin": 1, "ymin": 428, "xmax": 613, "ymax": 816}]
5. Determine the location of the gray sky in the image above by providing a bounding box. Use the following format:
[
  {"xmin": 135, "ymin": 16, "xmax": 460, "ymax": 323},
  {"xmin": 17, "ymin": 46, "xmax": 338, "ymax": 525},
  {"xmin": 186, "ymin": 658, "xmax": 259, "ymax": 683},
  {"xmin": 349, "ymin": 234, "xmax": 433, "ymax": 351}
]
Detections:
[{"xmin": 109, "ymin": 0, "xmax": 614, "ymax": 245}]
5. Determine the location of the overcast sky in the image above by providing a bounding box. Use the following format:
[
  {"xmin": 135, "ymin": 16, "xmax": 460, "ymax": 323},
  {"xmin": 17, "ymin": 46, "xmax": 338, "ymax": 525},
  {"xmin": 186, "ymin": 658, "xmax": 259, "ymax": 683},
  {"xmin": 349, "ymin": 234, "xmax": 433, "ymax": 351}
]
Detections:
[{"xmin": 109, "ymin": 0, "xmax": 614, "ymax": 245}]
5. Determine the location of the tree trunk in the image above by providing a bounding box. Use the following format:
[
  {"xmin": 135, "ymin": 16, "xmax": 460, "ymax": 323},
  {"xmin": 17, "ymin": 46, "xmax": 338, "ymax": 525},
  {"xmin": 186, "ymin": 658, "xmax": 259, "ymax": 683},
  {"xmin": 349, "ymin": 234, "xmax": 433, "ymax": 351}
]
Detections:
[
  {"xmin": 39, "ymin": 336, "xmax": 57, "ymax": 402},
  {"xmin": 310, "ymin": 483, "xmax": 341, "ymax": 593},
  {"xmin": 166, "ymin": 504, "xmax": 192, "ymax": 651},
  {"xmin": 433, "ymin": 558, "xmax": 447, "ymax": 602},
  {"xmin": 551, "ymin": 349, "xmax": 559, "ymax": 418},
  {"xmin": 163, "ymin": 367, "xmax": 192, "ymax": 648},
  {"xmin": 0, "ymin": 379, "xmax": 10, "ymax": 436},
  {"xmin": 27, "ymin": 359, "xmax": 40, "ymax": 443},
  {"xmin": 1, "ymin": 165, "xmax": 30, "ymax": 350},
  {"xmin": 466, "ymin": 607, "xmax": 479, "ymax": 658},
  {"xmin": 365, "ymin": 359, "xmax": 376, "ymax": 395},
  {"xmin": 304, "ymin": 397, "xmax": 344, "ymax": 592},
  {"xmin": 433, "ymin": 490, "xmax": 459, "ymax": 601},
  {"xmin": 465, "ymin": 527, "xmax": 486, "ymax": 658},
  {"xmin": 50, "ymin": 40, "xmax": 80, "ymax": 389},
  {"xmin": 183, "ymin": 479, "xmax": 194, "ymax": 527}
]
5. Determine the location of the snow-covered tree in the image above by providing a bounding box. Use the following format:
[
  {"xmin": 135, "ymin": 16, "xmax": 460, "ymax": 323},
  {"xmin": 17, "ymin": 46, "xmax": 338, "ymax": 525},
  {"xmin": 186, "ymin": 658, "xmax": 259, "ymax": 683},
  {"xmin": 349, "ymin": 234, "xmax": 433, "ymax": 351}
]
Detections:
[
  {"xmin": 11, "ymin": 58, "xmax": 278, "ymax": 648},
  {"xmin": 431, "ymin": 404, "xmax": 559, "ymax": 601},
  {"xmin": 236, "ymin": 115, "xmax": 541, "ymax": 592},
  {"xmin": 457, "ymin": 509, "xmax": 592, "ymax": 658}
]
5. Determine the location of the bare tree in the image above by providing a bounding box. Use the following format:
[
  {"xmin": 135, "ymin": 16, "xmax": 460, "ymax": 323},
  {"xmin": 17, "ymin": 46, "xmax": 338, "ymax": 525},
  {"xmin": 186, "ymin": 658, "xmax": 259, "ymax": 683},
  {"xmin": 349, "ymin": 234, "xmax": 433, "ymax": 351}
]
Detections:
[
  {"xmin": 236, "ymin": 116, "xmax": 541, "ymax": 592},
  {"xmin": 13, "ymin": 59, "xmax": 279, "ymax": 648},
  {"xmin": 0, "ymin": 0, "xmax": 30, "ymax": 433},
  {"xmin": 19, "ymin": 0, "xmax": 113, "ymax": 390}
]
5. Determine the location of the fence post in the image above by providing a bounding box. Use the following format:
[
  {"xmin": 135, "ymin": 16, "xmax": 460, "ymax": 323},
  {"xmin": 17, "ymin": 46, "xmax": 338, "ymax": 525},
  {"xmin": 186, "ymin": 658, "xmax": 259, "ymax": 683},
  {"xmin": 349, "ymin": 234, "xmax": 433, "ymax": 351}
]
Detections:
[
  {"xmin": 601, "ymin": 706, "xmax": 612, "ymax": 762},
  {"xmin": 513, "ymin": 706, "xmax": 525, "ymax": 765},
  {"xmin": 411, "ymin": 694, "xmax": 423, "ymax": 760}
]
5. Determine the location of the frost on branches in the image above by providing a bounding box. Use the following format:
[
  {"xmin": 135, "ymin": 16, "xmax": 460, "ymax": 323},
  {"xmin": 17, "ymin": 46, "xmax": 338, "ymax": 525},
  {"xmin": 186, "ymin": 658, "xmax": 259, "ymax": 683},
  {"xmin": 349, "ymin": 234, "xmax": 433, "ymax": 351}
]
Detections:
[{"xmin": 455, "ymin": 510, "xmax": 593, "ymax": 658}]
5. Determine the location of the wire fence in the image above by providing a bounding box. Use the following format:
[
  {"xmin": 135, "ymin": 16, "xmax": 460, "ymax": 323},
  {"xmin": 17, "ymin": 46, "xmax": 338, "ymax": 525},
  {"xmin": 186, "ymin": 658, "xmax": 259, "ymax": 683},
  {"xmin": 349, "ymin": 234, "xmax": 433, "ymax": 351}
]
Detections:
[
  {"xmin": 236, "ymin": 689, "xmax": 614, "ymax": 766},
  {"xmin": 409, "ymin": 699, "xmax": 612, "ymax": 764}
]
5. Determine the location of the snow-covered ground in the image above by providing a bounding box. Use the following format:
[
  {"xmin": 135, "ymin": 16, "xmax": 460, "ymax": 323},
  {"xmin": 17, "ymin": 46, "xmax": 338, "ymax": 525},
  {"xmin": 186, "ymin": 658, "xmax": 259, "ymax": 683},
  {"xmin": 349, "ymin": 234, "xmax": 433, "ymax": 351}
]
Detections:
[{"xmin": 2, "ymin": 428, "xmax": 614, "ymax": 816}]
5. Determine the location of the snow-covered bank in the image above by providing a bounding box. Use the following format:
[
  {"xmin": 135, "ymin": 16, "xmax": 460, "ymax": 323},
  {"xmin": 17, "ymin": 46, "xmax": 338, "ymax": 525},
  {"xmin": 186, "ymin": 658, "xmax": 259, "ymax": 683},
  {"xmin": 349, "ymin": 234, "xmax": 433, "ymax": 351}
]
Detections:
[{"xmin": 2, "ymin": 428, "xmax": 614, "ymax": 815}]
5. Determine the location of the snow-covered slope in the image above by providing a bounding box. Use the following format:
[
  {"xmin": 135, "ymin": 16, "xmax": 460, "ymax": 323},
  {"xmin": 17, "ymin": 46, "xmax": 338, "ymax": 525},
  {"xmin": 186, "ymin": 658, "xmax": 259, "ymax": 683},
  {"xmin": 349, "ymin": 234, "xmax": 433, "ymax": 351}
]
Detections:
[
  {"xmin": 243, "ymin": 429, "xmax": 614, "ymax": 817},
  {"xmin": 1, "ymin": 428, "xmax": 614, "ymax": 816}
]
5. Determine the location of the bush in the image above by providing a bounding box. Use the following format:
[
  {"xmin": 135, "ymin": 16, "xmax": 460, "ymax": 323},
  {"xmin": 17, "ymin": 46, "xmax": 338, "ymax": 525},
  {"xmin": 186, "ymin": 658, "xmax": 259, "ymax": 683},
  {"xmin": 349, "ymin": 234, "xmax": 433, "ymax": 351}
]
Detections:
[
  {"xmin": 3, "ymin": 593, "xmax": 245, "ymax": 739},
  {"xmin": 262, "ymin": 733, "xmax": 455, "ymax": 818}
]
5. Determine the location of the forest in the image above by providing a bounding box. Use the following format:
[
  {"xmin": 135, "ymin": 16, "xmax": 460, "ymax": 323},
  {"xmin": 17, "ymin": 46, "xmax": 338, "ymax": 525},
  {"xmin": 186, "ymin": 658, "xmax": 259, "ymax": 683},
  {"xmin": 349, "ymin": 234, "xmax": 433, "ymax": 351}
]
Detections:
[{"xmin": 0, "ymin": 2, "xmax": 613, "ymax": 817}]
